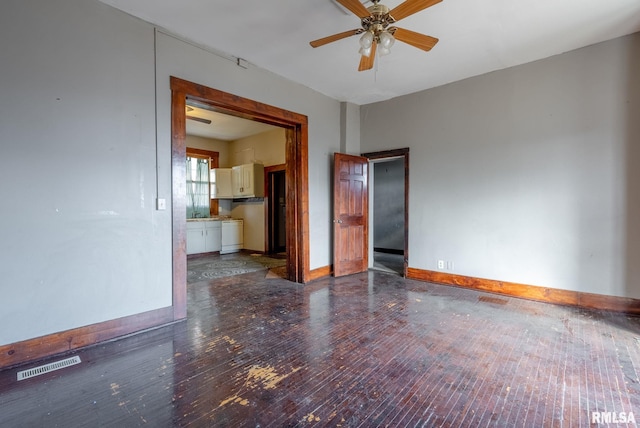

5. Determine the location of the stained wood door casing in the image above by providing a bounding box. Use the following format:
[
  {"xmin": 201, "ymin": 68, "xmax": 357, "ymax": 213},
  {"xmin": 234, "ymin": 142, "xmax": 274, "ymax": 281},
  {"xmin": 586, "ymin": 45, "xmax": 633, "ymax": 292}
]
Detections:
[
  {"xmin": 171, "ymin": 76, "xmax": 310, "ymax": 322},
  {"xmin": 333, "ymin": 153, "xmax": 369, "ymax": 277}
]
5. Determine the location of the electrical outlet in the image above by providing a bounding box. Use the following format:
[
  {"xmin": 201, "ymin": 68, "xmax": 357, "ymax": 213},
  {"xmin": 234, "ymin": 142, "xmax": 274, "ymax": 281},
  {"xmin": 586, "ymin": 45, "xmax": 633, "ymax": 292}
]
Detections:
[
  {"xmin": 438, "ymin": 260, "xmax": 445, "ymax": 269},
  {"xmin": 157, "ymin": 198, "xmax": 166, "ymax": 210}
]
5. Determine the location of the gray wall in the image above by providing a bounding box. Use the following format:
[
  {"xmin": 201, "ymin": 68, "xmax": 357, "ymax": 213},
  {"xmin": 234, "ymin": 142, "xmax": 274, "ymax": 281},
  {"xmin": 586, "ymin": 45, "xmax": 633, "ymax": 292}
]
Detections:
[
  {"xmin": 373, "ymin": 159, "xmax": 405, "ymax": 251},
  {"xmin": 0, "ymin": 0, "xmax": 341, "ymax": 345},
  {"xmin": 0, "ymin": 0, "xmax": 167, "ymax": 345},
  {"xmin": 361, "ymin": 33, "xmax": 640, "ymax": 299}
]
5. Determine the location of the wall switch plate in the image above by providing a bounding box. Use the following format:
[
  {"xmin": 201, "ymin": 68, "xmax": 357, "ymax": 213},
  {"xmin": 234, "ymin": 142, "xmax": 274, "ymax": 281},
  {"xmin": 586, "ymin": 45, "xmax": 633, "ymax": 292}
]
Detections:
[
  {"xmin": 157, "ymin": 198, "xmax": 166, "ymax": 210},
  {"xmin": 447, "ymin": 261, "xmax": 454, "ymax": 270},
  {"xmin": 438, "ymin": 260, "xmax": 445, "ymax": 269}
]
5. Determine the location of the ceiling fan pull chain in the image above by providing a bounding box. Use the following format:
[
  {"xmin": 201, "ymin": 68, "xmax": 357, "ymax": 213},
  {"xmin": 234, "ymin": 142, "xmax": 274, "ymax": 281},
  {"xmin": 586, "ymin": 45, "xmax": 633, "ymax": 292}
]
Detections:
[{"xmin": 374, "ymin": 57, "xmax": 378, "ymax": 82}]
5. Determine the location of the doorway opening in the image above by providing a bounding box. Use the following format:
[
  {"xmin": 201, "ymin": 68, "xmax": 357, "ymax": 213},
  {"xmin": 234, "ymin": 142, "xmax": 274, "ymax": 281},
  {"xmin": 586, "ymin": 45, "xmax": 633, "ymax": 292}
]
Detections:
[
  {"xmin": 266, "ymin": 165, "xmax": 287, "ymax": 254},
  {"xmin": 170, "ymin": 77, "xmax": 310, "ymax": 320},
  {"xmin": 362, "ymin": 148, "xmax": 409, "ymax": 277}
]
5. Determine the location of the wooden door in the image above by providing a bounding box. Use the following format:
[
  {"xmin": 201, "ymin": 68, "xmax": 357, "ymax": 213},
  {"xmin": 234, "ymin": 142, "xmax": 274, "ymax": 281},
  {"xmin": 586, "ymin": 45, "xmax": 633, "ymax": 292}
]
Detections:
[{"xmin": 333, "ymin": 153, "xmax": 369, "ymax": 277}]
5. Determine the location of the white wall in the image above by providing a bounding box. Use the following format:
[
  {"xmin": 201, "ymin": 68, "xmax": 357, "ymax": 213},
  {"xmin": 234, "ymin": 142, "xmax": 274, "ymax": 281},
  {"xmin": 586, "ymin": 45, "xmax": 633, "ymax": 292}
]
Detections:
[
  {"xmin": 361, "ymin": 33, "xmax": 640, "ymax": 299},
  {"xmin": 0, "ymin": 0, "xmax": 341, "ymax": 346},
  {"xmin": 340, "ymin": 102, "xmax": 361, "ymax": 155},
  {"xmin": 231, "ymin": 202, "xmax": 265, "ymax": 252},
  {"xmin": 229, "ymin": 128, "xmax": 285, "ymax": 167}
]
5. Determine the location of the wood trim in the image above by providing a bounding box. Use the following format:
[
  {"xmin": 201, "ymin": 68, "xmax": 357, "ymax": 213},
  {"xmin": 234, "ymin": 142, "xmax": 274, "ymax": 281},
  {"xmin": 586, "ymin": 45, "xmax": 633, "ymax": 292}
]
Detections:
[
  {"xmin": 403, "ymin": 152, "xmax": 409, "ymax": 277},
  {"xmin": 186, "ymin": 148, "xmax": 219, "ymax": 162},
  {"xmin": 171, "ymin": 88, "xmax": 188, "ymax": 320},
  {"xmin": 285, "ymin": 128, "xmax": 298, "ymax": 281},
  {"xmin": 362, "ymin": 148, "xmax": 410, "ymax": 277},
  {"xmin": 308, "ymin": 265, "xmax": 333, "ymax": 281},
  {"xmin": 362, "ymin": 148, "xmax": 410, "ymax": 160},
  {"xmin": 170, "ymin": 77, "xmax": 308, "ymax": 126},
  {"xmin": 0, "ymin": 307, "xmax": 174, "ymax": 369},
  {"xmin": 171, "ymin": 77, "xmax": 309, "ymax": 288},
  {"xmin": 186, "ymin": 148, "xmax": 220, "ymax": 217},
  {"xmin": 264, "ymin": 164, "xmax": 286, "ymax": 173},
  {"xmin": 284, "ymin": 125, "xmax": 311, "ymax": 283},
  {"xmin": 406, "ymin": 267, "xmax": 640, "ymax": 315},
  {"xmin": 297, "ymin": 125, "xmax": 310, "ymax": 282}
]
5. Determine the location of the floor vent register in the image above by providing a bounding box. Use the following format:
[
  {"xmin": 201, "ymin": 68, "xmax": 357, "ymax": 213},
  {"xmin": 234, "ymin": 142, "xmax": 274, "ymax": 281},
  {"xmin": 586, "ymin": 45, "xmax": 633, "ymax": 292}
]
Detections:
[{"xmin": 17, "ymin": 356, "xmax": 82, "ymax": 381}]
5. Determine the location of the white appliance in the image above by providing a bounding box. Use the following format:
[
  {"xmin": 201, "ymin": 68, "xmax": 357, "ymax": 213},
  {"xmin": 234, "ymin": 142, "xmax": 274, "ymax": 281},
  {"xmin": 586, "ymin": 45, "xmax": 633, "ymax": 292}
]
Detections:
[{"xmin": 221, "ymin": 219, "xmax": 243, "ymax": 254}]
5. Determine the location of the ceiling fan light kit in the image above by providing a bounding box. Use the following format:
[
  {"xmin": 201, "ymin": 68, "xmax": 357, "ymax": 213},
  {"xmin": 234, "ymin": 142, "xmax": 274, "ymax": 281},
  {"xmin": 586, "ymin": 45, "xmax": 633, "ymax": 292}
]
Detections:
[{"xmin": 310, "ymin": 0, "xmax": 442, "ymax": 71}]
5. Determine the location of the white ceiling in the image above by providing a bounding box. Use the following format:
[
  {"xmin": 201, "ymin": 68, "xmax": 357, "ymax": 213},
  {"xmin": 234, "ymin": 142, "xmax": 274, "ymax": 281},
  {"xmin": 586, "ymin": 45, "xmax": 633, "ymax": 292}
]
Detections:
[
  {"xmin": 100, "ymin": 0, "xmax": 640, "ymax": 106},
  {"xmin": 185, "ymin": 102, "xmax": 277, "ymax": 141}
]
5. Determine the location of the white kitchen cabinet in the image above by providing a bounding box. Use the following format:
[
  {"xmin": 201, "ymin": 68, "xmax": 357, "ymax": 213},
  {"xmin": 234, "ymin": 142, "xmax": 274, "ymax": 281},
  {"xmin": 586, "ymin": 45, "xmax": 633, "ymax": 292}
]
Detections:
[
  {"xmin": 186, "ymin": 224, "xmax": 205, "ymax": 255},
  {"xmin": 221, "ymin": 219, "xmax": 243, "ymax": 254},
  {"xmin": 186, "ymin": 220, "xmax": 221, "ymax": 255},
  {"xmin": 232, "ymin": 163, "xmax": 264, "ymax": 198},
  {"xmin": 210, "ymin": 168, "xmax": 233, "ymax": 199}
]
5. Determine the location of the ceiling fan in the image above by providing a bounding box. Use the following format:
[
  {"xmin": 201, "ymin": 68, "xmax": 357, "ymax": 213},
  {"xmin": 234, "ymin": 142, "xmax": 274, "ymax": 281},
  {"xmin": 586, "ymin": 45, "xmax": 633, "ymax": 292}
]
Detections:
[
  {"xmin": 186, "ymin": 106, "xmax": 212, "ymax": 124},
  {"xmin": 310, "ymin": 0, "xmax": 442, "ymax": 71}
]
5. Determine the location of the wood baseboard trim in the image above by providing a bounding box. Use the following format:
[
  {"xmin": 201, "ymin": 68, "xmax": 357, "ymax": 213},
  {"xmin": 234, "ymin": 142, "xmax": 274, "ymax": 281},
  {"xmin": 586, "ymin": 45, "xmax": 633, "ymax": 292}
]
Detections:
[
  {"xmin": 406, "ymin": 268, "xmax": 640, "ymax": 315},
  {"xmin": 0, "ymin": 306, "xmax": 175, "ymax": 370},
  {"xmin": 308, "ymin": 265, "xmax": 332, "ymax": 282}
]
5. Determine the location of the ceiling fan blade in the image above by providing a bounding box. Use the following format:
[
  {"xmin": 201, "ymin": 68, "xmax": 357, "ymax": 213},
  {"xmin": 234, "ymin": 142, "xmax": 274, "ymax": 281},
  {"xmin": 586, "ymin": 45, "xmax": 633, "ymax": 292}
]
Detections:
[
  {"xmin": 358, "ymin": 40, "xmax": 377, "ymax": 71},
  {"xmin": 336, "ymin": 0, "xmax": 371, "ymax": 18},
  {"xmin": 310, "ymin": 29, "xmax": 362, "ymax": 48},
  {"xmin": 392, "ymin": 27, "xmax": 439, "ymax": 52},
  {"xmin": 389, "ymin": 0, "xmax": 442, "ymax": 21},
  {"xmin": 186, "ymin": 115, "xmax": 212, "ymax": 125}
]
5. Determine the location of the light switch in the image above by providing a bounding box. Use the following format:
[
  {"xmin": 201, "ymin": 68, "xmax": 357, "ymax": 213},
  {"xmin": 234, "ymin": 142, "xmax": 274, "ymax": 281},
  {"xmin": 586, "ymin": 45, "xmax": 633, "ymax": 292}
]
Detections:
[{"xmin": 157, "ymin": 198, "xmax": 167, "ymax": 210}]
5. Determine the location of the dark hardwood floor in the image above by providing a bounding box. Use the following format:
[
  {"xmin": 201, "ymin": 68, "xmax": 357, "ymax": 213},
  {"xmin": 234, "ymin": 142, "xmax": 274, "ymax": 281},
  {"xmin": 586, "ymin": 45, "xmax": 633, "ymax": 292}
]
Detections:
[
  {"xmin": 372, "ymin": 251, "xmax": 404, "ymax": 276},
  {"xmin": 1, "ymin": 269, "xmax": 640, "ymax": 427}
]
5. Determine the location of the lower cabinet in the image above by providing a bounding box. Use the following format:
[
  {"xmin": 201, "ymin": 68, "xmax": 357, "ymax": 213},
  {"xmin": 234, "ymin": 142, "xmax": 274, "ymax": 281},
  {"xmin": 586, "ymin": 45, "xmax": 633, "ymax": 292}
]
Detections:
[{"xmin": 186, "ymin": 220, "xmax": 221, "ymax": 255}]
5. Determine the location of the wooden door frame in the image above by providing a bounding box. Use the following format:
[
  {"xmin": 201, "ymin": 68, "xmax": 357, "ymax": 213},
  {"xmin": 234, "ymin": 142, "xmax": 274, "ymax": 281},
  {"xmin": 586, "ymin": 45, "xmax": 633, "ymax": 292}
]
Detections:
[
  {"xmin": 361, "ymin": 148, "xmax": 409, "ymax": 277},
  {"xmin": 264, "ymin": 164, "xmax": 286, "ymax": 254},
  {"xmin": 170, "ymin": 77, "xmax": 310, "ymax": 320}
]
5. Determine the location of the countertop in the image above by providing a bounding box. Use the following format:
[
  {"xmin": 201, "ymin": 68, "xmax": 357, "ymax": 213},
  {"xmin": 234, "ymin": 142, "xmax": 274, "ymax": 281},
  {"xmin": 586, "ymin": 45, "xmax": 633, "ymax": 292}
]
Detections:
[{"xmin": 187, "ymin": 216, "xmax": 238, "ymax": 222}]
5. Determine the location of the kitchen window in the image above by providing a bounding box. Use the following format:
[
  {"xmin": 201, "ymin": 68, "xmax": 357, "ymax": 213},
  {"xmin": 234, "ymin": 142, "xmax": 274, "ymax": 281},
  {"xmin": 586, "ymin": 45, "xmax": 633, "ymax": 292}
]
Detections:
[{"xmin": 186, "ymin": 156, "xmax": 210, "ymax": 219}]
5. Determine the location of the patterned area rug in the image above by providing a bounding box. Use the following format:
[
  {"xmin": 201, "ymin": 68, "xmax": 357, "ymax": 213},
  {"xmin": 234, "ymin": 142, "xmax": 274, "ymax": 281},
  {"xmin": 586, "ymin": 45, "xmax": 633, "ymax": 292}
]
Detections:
[
  {"xmin": 187, "ymin": 253, "xmax": 286, "ymax": 283},
  {"xmin": 265, "ymin": 265, "xmax": 287, "ymax": 279}
]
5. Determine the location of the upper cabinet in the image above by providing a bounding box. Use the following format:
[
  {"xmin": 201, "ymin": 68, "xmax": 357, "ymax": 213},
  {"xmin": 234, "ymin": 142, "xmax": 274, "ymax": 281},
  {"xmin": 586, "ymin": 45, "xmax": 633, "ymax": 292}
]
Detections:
[
  {"xmin": 212, "ymin": 163, "xmax": 265, "ymax": 199},
  {"xmin": 232, "ymin": 163, "xmax": 265, "ymax": 198},
  {"xmin": 211, "ymin": 168, "xmax": 233, "ymax": 199}
]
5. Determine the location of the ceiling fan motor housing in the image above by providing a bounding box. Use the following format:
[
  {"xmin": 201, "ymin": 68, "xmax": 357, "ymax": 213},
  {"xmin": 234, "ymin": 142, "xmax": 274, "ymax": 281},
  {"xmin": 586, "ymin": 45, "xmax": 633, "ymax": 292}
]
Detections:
[{"xmin": 362, "ymin": 3, "xmax": 395, "ymax": 42}]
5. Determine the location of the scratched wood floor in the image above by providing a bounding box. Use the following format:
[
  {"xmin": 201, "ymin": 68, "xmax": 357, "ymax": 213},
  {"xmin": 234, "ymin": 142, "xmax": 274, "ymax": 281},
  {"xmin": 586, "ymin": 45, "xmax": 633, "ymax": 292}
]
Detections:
[{"xmin": 1, "ymin": 267, "xmax": 640, "ymax": 427}]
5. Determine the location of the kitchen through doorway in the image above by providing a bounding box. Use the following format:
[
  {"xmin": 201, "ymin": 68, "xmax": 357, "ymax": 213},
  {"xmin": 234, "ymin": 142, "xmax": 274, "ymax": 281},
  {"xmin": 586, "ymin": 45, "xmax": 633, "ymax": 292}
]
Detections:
[
  {"xmin": 185, "ymin": 106, "xmax": 289, "ymax": 281},
  {"xmin": 171, "ymin": 77, "xmax": 310, "ymax": 320}
]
